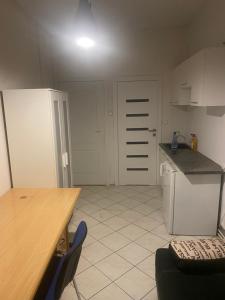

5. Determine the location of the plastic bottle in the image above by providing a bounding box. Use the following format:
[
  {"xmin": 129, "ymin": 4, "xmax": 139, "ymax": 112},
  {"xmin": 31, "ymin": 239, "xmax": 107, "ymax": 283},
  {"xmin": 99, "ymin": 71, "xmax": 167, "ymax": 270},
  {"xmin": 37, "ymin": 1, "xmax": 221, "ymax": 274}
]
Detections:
[
  {"xmin": 191, "ymin": 134, "xmax": 198, "ymax": 151},
  {"xmin": 171, "ymin": 131, "xmax": 178, "ymax": 152}
]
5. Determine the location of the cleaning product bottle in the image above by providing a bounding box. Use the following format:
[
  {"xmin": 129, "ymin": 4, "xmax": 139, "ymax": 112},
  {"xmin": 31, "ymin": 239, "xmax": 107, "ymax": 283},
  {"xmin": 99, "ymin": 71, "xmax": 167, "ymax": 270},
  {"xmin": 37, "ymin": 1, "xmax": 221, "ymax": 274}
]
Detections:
[
  {"xmin": 171, "ymin": 131, "xmax": 178, "ymax": 152},
  {"xmin": 191, "ymin": 134, "xmax": 198, "ymax": 151}
]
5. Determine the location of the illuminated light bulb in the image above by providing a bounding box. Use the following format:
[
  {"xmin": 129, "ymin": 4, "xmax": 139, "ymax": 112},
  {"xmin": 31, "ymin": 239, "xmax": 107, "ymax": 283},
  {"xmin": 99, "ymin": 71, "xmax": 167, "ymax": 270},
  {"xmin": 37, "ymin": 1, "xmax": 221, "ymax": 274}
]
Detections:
[{"xmin": 76, "ymin": 37, "xmax": 95, "ymax": 49}]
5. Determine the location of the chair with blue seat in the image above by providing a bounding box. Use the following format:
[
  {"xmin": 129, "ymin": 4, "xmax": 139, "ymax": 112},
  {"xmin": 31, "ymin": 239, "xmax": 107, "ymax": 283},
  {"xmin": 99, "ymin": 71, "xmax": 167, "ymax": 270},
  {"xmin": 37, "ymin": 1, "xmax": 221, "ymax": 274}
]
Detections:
[{"xmin": 34, "ymin": 221, "xmax": 87, "ymax": 300}]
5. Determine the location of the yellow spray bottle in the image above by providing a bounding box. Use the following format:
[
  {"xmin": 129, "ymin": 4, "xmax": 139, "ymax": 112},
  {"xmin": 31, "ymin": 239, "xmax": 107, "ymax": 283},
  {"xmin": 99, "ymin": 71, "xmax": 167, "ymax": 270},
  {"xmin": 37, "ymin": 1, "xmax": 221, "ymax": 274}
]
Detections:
[{"xmin": 191, "ymin": 134, "xmax": 198, "ymax": 151}]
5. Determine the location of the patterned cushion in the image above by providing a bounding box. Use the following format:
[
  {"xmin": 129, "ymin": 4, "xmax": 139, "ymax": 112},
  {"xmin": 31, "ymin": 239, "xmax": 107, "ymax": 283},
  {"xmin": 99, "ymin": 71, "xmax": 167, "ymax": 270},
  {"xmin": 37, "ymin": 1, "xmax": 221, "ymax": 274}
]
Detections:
[{"xmin": 169, "ymin": 238, "xmax": 225, "ymax": 273}]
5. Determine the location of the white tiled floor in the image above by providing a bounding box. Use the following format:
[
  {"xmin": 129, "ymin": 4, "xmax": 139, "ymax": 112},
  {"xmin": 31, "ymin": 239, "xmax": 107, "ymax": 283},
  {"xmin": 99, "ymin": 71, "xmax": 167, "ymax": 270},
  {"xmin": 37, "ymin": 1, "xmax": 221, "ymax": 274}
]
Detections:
[{"xmin": 61, "ymin": 185, "xmax": 170, "ymax": 300}]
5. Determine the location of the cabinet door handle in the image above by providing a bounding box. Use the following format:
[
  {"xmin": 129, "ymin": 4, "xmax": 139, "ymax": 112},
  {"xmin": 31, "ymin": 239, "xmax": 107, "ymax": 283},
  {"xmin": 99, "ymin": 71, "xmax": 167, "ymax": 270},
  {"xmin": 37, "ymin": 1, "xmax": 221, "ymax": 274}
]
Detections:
[{"xmin": 190, "ymin": 101, "xmax": 198, "ymax": 104}]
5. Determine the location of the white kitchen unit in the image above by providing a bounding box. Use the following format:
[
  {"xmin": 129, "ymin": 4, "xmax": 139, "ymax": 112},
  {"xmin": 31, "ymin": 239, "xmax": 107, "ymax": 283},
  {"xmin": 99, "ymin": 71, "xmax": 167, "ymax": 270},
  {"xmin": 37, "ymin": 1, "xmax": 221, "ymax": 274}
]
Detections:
[
  {"xmin": 2, "ymin": 89, "xmax": 72, "ymax": 188},
  {"xmin": 171, "ymin": 47, "xmax": 225, "ymax": 106},
  {"xmin": 159, "ymin": 146, "xmax": 221, "ymax": 236}
]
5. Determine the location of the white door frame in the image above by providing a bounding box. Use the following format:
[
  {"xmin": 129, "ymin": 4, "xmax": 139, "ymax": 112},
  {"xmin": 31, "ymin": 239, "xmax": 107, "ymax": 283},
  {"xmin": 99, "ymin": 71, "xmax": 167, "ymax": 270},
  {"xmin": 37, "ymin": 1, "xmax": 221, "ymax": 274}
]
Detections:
[{"xmin": 113, "ymin": 76, "xmax": 162, "ymax": 186}]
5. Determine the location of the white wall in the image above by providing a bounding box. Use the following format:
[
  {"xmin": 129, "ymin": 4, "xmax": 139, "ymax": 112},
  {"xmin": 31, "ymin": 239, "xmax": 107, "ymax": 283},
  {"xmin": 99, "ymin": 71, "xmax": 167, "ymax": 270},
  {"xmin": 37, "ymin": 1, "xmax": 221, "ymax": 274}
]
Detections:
[
  {"xmin": 54, "ymin": 27, "xmax": 189, "ymax": 183},
  {"xmin": 0, "ymin": 0, "xmax": 54, "ymax": 196},
  {"xmin": 186, "ymin": 0, "xmax": 225, "ymax": 229}
]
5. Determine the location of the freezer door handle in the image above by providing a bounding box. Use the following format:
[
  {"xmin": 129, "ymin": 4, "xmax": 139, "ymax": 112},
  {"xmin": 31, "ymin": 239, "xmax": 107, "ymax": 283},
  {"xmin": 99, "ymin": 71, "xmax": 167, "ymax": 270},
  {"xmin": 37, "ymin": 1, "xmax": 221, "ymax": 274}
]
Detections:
[
  {"xmin": 160, "ymin": 162, "xmax": 166, "ymax": 176},
  {"xmin": 62, "ymin": 152, "xmax": 69, "ymax": 168}
]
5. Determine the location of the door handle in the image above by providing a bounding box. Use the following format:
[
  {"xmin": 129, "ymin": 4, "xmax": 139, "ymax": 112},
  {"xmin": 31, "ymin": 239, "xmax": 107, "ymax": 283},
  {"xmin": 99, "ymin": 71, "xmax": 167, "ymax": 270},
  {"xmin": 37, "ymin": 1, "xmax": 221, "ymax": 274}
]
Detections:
[
  {"xmin": 160, "ymin": 163, "xmax": 165, "ymax": 176},
  {"xmin": 148, "ymin": 129, "xmax": 157, "ymax": 132},
  {"xmin": 62, "ymin": 152, "xmax": 69, "ymax": 168}
]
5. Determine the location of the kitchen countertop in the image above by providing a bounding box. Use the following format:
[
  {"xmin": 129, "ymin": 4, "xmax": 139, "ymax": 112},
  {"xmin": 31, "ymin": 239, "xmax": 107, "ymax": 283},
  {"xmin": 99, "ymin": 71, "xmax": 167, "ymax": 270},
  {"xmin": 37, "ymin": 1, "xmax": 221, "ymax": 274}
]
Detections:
[{"xmin": 159, "ymin": 143, "xmax": 224, "ymax": 175}]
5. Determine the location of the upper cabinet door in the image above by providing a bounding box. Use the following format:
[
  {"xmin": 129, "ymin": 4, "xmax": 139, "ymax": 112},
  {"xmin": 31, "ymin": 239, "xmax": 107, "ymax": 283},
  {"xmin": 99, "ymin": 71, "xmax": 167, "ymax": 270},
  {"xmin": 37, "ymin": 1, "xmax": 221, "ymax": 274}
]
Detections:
[
  {"xmin": 188, "ymin": 51, "xmax": 204, "ymax": 106},
  {"xmin": 171, "ymin": 47, "xmax": 225, "ymax": 107},
  {"xmin": 203, "ymin": 48, "xmax": 225, "ymax": 106},
  {"xmin": 171, "ymin": 60, "xmax": 191, "ymax": 106}
]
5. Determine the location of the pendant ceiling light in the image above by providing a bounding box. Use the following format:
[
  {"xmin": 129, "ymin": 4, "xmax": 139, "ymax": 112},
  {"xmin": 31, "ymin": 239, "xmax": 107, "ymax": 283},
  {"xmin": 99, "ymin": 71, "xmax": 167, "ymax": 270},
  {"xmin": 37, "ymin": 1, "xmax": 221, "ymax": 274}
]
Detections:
[{"xmin": 75, "ymin": 0, "xmax": 96, "ymax": 49}]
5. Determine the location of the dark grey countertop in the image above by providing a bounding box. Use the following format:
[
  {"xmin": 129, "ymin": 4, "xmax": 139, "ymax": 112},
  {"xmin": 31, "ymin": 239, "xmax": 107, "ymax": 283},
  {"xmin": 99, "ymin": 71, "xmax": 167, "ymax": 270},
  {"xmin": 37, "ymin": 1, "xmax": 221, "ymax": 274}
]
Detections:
[{"xmin": 159, "ymin": 143, "xmax": 224, "ymax": 175}]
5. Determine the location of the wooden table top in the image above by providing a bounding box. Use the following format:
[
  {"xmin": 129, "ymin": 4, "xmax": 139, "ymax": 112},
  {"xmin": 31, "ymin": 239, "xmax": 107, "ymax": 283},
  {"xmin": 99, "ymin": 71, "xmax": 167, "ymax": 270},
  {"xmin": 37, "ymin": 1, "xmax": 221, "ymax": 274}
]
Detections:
[{"xmin": 0, "ymin": 188, "xmax": 80, "ymax": 300}]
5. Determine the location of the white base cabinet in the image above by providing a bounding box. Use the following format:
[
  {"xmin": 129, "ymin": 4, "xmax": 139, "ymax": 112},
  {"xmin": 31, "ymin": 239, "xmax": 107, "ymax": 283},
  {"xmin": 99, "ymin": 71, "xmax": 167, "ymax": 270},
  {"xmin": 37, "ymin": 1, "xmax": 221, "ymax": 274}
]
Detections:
[
  {"xmin": 173, "ymin": 172, "xmax": 220, "ymax": 236},
  {"xmin": 3, "ymin": 89, "xmax": 72, "ymax": 188},
  {"xmin": 159, "ymin": 147, "xmax": 221, "ymax": 236}
]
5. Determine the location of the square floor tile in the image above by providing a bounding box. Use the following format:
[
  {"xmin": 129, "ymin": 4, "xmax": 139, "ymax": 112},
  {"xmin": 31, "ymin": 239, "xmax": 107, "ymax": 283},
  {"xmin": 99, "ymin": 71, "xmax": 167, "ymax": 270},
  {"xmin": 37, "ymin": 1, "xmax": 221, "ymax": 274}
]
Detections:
[
  {"xmin": 80, "ymin": 190, "xmax": 92, "ymax": 198},
  {"xmin": 136, "ymin": 232, "xmax": 168, "ymax": 252},
  {"xmin": 119, "ymin": 210, "xmax": 143, "ymax": 222},
  {"xmin": 151, "ymin": 224, "xmax": 173, "ymax": 241},
  {"xmin": 117, "ymin": 242, "xmax": 150, "ymax": 265},
  {"xmin": 60, "ymin": 283, "xmax": 85, "ymax": 300},
  {"xmin": 70, "ymin": 210, "xmax": 87, "ymax": 225},
  {"xmin": 89, "ymin": 223, "xmax": 113, "ymax": 240},
  {"xmin": 134, "ymin": 204, "xmax": 156, "ymax": 216},
  {"xmin": 86, "ymin": 193, "xmax": 104, "ymax": 202},
  {"xmin": 83, "ymin": 234, "xmax": 96, "ymax": 248},
  {"xmin": 149, "ymin": 210, "xmax": 164, "ymax": 222},
  {"xmin": 142, "ymin": 287, "xmax": 158, "ymax": 300},
  {"xmin": 96, "ymin": 253, "xmax": 133, "ymax": 280},
  {"xmin": 76, "ymin": 266, "xmax": 111, "ymax": 299},
  {"xmin": 90, "ymin": 283, "xmax": 132, "ymax": 300},
  {"xmin": 82, "ymin": 241, "xmax": 112, "ymax": 264},
  {"xmin": 115, "ymin": 267, "xmax": 155, "ymax": 300},
  {"xmin": 77, "ymin": 256, "xmax": 92, "ymax": 274},
  {"xmin": 108, "ymin": 194, "xmax": 130, "ymax": 202},
  {"xmin": 96, "ymin": 198, "xmax": 114, "ymax": 209},
  {"xmin": 80, "ymin": 214, "xmax": 100, "ymax": 229},
  {"xmin": 119, "ymin": 224, "xmax": 147, "ymax": 241},
  {"xmin": 145, "ymin": 199, "xmax": 162, "ymax": 210},
  {"xmin": 148, "ymin": 189, "xmax": 162, "ymax": 198},
  {"xmin": 137, "ymin": 254, "xmax": 155, "ymax": 279},
  {"xmin": 120, "ymin": 198, "xmax": 141, "ymax": 209},
  {"xmin": 92, "ymin": 209, "xmax": 114, "ymax": 222},
  {"xmin": 80, "ymin": 203, "xmax": 101, "ymax": 215},
  {"xmin": 98, "ymin": 190, "xmax": 115, "ymax": 197},
  {"xmin": 117, "ymin": 190, "xmax": 136, "ymax": 197},
  {"xmin": 106, "ymin": 203, "xmax": 128, "ymax": 214},
  {"xmin": 76, "ymin": 198, "xmax": 90, "ymax": 208},
  {"xmin": 134, "ymin": 216, "xmax": 161, "ymax": 232},
  {"xmin": 100, "ymin": 232, "xmax": 130, "ymax": 251},
  {"xmin": 70, "ymin": 210, "xmax": 99, "ymax": 228},
  {"xmin": 129, "ymin": 193, "xmax": 151, "ymax": 203},
  {"xmin": 103, "ymin": 216, "xmax": 129, "ymax": 231}
]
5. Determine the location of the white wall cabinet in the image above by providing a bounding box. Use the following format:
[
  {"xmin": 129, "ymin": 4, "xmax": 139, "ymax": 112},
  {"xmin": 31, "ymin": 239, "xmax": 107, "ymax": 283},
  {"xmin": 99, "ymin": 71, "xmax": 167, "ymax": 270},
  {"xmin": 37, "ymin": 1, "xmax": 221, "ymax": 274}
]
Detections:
[
  {"xmin": 171, "ymin": 60, "xmax": 191, "ymax": 105},
  {"xmin": 171, "ymin": 47, "xmax": 225, "ymax": 106},
  {"xmin": 2, "ymin": 89, "xmax": 72, "ymax": 188}
]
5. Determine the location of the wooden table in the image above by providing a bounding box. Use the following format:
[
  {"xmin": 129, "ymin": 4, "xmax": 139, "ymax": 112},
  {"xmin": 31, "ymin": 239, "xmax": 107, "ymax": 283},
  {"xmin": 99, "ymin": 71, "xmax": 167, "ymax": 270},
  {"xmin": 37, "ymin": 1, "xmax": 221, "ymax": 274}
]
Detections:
[{"xmin": 0, "ymin": 188, "xmax": 80, "ymax": 300}]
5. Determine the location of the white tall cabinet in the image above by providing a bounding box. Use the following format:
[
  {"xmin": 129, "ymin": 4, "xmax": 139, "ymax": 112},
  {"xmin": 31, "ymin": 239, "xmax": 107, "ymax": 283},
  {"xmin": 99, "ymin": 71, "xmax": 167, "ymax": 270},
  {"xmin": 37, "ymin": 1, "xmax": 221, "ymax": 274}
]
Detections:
[{"xmin": 2, "ymin": 89, "xmax": 72, "ymax": 188}]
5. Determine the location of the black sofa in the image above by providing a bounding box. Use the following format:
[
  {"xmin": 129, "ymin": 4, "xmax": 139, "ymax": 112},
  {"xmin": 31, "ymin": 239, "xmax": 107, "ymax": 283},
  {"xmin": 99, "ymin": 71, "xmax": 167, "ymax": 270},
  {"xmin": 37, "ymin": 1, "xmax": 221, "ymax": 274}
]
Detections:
[{"xmin": 155, "ymin": 248, "xmax": 225, "ymax": 300}]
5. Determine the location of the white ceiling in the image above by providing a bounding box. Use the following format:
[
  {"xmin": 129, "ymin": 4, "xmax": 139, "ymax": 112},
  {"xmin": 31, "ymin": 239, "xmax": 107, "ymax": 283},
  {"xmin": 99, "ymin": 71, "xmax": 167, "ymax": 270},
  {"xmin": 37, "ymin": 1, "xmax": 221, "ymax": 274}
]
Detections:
[{"xmin": 16, "ymin": 0, "xmax": 206, "ymax": 35}]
